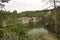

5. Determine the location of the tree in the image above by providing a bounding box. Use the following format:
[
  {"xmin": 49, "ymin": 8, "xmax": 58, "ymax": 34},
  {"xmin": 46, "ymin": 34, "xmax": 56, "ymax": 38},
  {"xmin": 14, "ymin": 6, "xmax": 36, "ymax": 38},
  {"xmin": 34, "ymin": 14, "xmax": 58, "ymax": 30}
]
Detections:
[
  {"xmin": 0, "ymin": 0, "xmax": 10, "ymax": 3},
  {"xmin": 0, "ymin": 0, "xmax": 10, "ymax": 10},
  {"xmin": 0, "ymin": 0, "xmax": 10, "ymax": 38},
  {"xmin": 42, "ymin": 0, "xmax": 60, "ymax": 40},
  {"xmin": 53, "ymin": 0, "xmax": 58, "ymax": 39},
  {"xmin": 0, "ymin": 3, "xmax": 5, "ymax": 10}
]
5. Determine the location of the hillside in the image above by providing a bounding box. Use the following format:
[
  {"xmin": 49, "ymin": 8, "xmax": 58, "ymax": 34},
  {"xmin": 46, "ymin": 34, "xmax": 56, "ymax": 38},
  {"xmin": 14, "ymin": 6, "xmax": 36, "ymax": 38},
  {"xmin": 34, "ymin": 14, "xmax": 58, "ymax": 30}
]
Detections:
[{"xmin": 0, "ymin": 7, "xmax": 60, "ymax": 40}]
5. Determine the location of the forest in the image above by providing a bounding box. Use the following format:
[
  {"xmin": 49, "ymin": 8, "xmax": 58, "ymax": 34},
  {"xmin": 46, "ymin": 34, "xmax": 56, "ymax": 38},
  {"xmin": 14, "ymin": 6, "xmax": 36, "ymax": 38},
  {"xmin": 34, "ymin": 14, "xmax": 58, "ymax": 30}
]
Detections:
[{"xmin": 0, "ymin": 6, "xmax": 60, "ymax": 40}]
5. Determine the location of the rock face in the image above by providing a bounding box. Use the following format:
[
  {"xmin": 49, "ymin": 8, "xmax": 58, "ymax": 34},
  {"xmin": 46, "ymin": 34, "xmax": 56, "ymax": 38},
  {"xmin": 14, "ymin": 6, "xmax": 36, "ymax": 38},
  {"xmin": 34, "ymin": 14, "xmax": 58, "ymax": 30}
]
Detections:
[
  {"xmin": 22, "ymin": 17, "xmax": 39, "ymax": 24},
  {"xmin": 18, "ymin": 17, "xmax": 39, "ymax": 24}
]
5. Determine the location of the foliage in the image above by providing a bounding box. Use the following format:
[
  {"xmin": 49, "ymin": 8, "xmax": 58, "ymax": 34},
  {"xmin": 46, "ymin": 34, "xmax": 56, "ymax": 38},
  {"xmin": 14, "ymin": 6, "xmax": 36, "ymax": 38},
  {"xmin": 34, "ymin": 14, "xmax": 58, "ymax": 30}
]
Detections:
[{"xmin": 0, "ymin": 7, "xmax": 60, "ymax": 40}]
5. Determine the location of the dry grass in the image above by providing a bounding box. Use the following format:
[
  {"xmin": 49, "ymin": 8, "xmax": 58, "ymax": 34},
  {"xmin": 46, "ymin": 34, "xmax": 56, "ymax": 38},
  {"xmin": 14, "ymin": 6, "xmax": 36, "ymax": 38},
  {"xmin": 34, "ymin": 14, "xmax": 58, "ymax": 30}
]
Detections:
[{"xmin": 43, "ymin": 35, "xmax": 57, "ymax": 40}]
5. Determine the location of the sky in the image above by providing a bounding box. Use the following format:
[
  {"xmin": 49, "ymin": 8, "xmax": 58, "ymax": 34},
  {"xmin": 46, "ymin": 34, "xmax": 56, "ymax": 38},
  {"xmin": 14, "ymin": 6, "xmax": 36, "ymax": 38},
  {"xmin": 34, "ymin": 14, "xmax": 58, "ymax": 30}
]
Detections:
[{"xmin": 4, "ymin": 0, "xmax": 59, "ymax": 12}]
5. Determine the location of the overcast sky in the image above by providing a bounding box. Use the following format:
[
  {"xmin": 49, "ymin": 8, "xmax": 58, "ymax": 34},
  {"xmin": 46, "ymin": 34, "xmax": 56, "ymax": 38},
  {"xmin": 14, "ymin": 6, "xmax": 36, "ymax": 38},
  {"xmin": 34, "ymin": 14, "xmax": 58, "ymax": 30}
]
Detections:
[{"xmin": 4, "ymin": 0, "xmax": 55, "ymax": 12}]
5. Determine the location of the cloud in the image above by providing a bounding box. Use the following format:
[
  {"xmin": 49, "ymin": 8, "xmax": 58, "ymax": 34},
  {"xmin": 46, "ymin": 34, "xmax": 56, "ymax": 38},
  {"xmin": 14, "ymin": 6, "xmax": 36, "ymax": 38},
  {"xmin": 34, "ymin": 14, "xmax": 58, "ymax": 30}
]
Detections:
[{"xmin": 4, "ymin": 0, "xmax": 52, "ymax": 12}]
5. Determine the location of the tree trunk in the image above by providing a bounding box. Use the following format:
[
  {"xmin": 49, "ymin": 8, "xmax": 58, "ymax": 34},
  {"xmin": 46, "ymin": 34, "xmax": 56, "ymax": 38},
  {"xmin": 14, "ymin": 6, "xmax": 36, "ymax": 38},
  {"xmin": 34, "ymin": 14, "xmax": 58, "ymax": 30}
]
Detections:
[{"xmin": 53, "ymin": 0, "xmax": 58, "ymax": 40}]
